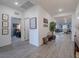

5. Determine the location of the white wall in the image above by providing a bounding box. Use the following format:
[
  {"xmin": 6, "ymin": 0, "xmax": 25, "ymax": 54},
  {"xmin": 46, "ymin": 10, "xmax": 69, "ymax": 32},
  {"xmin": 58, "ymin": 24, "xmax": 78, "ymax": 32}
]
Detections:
[
  {"xmin": 0, "ymin": 5, "xmax": 53, "ymax": 47},
  {"xmin": 38, "ymin": 7, "xmax": 52, "ymax": 45},
  {"xmin": 71, "ymin": 3, "xmax": 79, "ymax": 41},
  {"xmin": 24, "ymin": 6, "xmax": 39, "ymax": 46},
  {"xmin": 0, "ymin": 5, "xmax": 22, "ymax": 47},
  {"xmin": 72, "ymin": 3, "xmax": 79, "ymax": 40},
  {"xmin": 72, "ymin": 13, "xmax": 76, "ymax": 41},
  {"xmin": 24, "ymin": 5, "xmax": 52, "ymax": 46}
]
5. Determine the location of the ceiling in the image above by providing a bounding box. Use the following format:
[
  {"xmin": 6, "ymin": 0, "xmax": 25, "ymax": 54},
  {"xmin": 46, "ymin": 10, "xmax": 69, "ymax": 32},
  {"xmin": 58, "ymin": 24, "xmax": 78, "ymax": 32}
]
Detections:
[
  {"xmin": 0, "ymin": 0, "xmax": 35, "ymax": 11},
  {"xmin": 0, "ymin": 0, "xmax": 79, "ymax": 16},
  {"xmin": 38, "ymin": 0, "xmax": 79, "ymax": 16}
]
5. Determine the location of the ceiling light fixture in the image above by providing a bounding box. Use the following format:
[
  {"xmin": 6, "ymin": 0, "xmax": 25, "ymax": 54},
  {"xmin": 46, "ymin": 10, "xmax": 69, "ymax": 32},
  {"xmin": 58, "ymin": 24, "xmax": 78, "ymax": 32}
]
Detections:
[
  {"xmin": 14, "ymin": 2, "xmax": 19, "ymax": 5},
  {"xmin": 59, "ymin": 9, "xmax": 63, "ymax": 12},
  {"xmin": 77, "ymin": 16, "xmax": 79, "ymax": 19}
]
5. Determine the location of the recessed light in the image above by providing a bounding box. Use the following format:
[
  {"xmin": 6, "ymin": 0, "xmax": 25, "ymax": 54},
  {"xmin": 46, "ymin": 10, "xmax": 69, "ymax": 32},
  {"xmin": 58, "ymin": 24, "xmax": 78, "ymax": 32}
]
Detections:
[
  {"xmin": 77, "ymin": 17, "xmax": 79, "ymax": 19},
  {"xmin": 14, "ymin": 2, "xmax": 18, "ymax": 5},
  {"xmin": 58, "ymin": 9, "xmax": 63, "ymax": 12}
]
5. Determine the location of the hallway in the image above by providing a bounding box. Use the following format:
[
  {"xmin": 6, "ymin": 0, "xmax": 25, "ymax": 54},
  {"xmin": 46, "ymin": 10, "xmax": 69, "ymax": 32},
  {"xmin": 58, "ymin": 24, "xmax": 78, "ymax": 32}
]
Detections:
[{"xmin": 0, "ymin": 33, "xmax": 74, "ymax": 58}]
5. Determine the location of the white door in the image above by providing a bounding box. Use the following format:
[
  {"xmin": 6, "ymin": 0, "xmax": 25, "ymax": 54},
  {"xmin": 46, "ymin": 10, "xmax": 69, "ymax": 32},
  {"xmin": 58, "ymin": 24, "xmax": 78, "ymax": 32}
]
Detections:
[{"xmin": 24, "ymin": 18, "xmax": 29, "ymax": 40}]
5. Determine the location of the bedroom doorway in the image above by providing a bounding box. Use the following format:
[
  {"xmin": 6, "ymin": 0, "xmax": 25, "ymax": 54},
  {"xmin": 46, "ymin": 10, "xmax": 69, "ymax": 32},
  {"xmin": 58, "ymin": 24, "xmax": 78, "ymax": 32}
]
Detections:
[{"xmin": 11, "ymin": 17, "xmax": 21, "ymax": 44}]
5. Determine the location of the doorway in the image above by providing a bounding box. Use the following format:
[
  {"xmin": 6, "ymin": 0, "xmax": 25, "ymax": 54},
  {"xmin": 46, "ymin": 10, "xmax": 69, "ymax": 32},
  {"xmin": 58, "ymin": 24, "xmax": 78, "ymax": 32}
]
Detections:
[
  {"xmin": 55, "ymin": 15, "xmax": 72, "ymax": 34},
  {"xmin": 11, "ymin": 17, "xmax": 21, "ymax": 43}
]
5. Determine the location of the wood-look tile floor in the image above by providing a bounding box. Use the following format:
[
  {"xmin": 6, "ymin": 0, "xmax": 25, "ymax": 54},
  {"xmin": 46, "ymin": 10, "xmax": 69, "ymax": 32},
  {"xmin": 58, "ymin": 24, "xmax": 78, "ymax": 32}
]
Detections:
[
  {"xmin": 0, "ymin": 33, "xmax": 74, "ymax": 58},
  {"xmin": 76, "ymin": 52, "xmax": 79, "ymax": 58}
]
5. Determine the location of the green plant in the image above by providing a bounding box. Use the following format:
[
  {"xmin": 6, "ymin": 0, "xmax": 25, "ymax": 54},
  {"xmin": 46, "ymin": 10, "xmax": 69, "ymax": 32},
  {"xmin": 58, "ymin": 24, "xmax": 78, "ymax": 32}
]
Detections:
[{"xmin": 49, "ymin": 22, "xmax": 56, "ymax": 32}]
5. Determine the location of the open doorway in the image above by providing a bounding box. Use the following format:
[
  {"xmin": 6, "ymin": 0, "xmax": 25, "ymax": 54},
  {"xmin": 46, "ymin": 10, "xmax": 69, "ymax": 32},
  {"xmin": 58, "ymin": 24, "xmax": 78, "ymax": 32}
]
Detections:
[
  {"xmin": 55, "ymin": 15, "xmax": 72, "ymax": 34},
  {"xmin": 11, "ymin": 17, "xmax": 21, "ymax": 43}
]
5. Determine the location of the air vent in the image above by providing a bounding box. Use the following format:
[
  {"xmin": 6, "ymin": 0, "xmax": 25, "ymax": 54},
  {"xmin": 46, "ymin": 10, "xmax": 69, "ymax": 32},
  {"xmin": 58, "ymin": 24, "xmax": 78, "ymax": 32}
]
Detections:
[
  {"xmin": 20, "ymin": 1, "xmax": 34, "ymax": 10},
  {"xmin": 14, "ymin": 12, "xmax": 20, "ymax": 15}
]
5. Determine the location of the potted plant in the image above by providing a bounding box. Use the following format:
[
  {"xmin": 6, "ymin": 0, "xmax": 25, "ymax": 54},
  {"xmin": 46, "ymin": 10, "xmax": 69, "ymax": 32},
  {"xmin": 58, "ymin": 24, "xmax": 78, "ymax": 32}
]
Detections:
[
  {"xmin": 49, "ymin": 21, "xmax": 56, "ymax": 40},
  {"xmin": 50, "ymin": 22, "xmax": 56, "ymax": 33}
]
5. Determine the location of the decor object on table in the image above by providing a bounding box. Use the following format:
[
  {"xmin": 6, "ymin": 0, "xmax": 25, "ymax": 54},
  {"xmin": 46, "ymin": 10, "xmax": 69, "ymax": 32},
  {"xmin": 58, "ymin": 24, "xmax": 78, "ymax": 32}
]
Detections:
[
  {"xmin": 30, "ymin": 17, "xmax": 37, "ymax": 29},
  {"xmin": 42, "ymin": 37, "xmax": 48, "ymax": 44},
  {"xmin": 2, "ymin": 14, "xmax": 9, "ymax": 35}
]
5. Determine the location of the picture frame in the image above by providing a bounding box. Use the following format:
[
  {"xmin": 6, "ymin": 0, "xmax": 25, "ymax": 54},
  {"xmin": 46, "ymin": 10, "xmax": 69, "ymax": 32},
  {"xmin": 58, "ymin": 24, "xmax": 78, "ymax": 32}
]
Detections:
[
  {"xmin": 2, "ymin": 14, "xmax": 9, "ymax": 21},
  {"xmin": 43, "ymin": 18, "xmax": 48, "ymax": 24},
  {"xmin": 2, "ymin": 21, "xmax": 8, "ymax": 27},
  {"xmin": 30, "ymin": 17, "xmax": 37, "ymax": 29},
  {"xmin": 2, "ymin": 29, "xmax": 8, "ymax": 35},
  {"xmin": 2, "ymin": 14, "xmax": 9, "ymax": 35},
  {"xmin": 2, "ymin": 26, "xmax": 8, "ymax": 30},
  {"xmin": 43, "ymin": 24, "xmax": 48, "ymax": 27}
]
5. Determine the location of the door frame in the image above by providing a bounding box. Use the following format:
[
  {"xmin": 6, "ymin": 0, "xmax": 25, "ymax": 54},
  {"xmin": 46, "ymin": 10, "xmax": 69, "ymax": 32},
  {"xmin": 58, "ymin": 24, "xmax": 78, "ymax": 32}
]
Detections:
[
  {"xmin": 24, "ymin": 17, "xmax": 30, "ymax": 41},
  {"xmin": 11, "ymin": 17, "xmax": 22, "ymax": 42}
]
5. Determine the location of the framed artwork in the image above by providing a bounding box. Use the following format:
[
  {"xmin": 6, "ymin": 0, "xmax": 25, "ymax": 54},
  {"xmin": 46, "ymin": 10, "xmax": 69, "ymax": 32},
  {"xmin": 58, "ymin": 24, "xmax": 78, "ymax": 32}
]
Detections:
[
  {"xmin": 2, "ymin": 13, "xmax": 9, "ymax": 35},
  {"xmin": 2, "ymin": 14, "xmax": 9, "ymax": 21},
  {"xmin": 2, "ymin": 29, "xmax": 8, "ymax": 35},
  {"xmin": 30, "ymin": 17, "xmax": 37, "ymax": 29},
  {"xmin": 2, "ymin": 22, "xmax": 8, "ymax": 27},
  {"xmin": 43, "ymin": 18, "xmax": 48, "ymax": 24},
  {"xmin": 43, "ymin": 24, "xmax": 48, "ymax": 27},
  {"xmin": 2, "ymin": 26, "xmax": 8, "ymax": 30}
]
